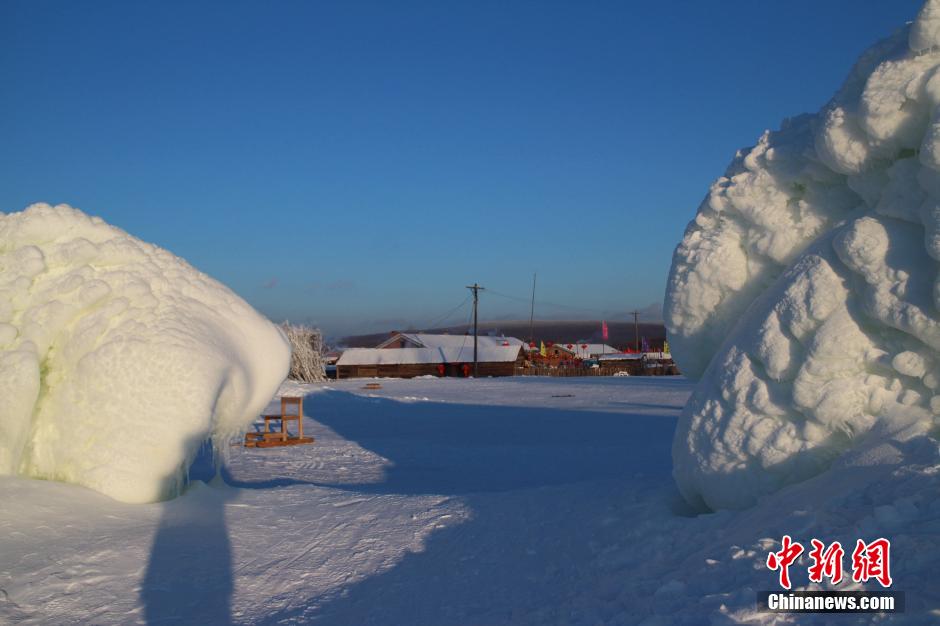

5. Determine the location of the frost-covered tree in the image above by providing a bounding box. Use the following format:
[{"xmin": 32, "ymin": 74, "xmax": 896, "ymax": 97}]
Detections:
[{"xmin": 280, "ymin": 323, "xmax": 327, "ymax": 382}]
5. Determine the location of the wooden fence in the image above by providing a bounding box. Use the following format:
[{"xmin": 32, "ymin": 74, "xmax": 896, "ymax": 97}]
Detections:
[
  {"xmin": 514, "ymin": 364, "xmax": 678, "ymax": 377},
  {"xmin": 515, "ymin": 366, "xmax": 629, "ymax": 377}
]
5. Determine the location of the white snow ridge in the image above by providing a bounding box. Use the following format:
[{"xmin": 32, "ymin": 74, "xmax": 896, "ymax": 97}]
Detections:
[
  {"xmin": 666, "ymin": 1, "xmax": 940, "ymax": 511},
  {"xmin": 0, "ymin": 203, "xmax": 289, "ymax": 503}
]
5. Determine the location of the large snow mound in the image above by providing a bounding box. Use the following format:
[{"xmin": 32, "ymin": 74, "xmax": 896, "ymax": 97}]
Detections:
[
  {"xmin": 666, "ymin": 1, "xmax": 940, "ymax": 511},
  {"xmin": 0, "ymin": 204, "xmax": 289, "ymax": 503}
]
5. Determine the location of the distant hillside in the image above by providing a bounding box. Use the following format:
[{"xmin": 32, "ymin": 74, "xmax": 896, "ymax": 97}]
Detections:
[{"xmin": 340, "ymin": 320, "xmax": 667, "ymax": 350}]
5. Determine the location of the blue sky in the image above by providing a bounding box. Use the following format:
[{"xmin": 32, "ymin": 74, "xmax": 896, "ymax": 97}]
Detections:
[{"xmin": 0, "ymin": 0, "xmax": 925, "ymax": 338}]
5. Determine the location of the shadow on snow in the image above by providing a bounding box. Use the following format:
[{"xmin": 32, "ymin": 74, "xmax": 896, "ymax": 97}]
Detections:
[
  {"xmin": 141, "ymin": 441, "xmax": 234, "ymax": 625},
  {"xmin": 248, "ymin": 388, "xmax": 682, "ymax": 624},
  {"xmin": 138, "ymin": 384, "xmax": 685, "ymax": 625}
]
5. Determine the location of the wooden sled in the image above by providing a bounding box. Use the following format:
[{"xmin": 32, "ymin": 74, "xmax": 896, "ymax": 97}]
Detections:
[{"xmin": 244, "ymin": 396, "xmax": 315, "ymax": 448}]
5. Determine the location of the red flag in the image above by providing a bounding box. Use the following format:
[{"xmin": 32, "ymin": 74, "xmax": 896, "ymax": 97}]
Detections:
[{"xmin": 602, "ymin": 320, "xmax": 609, "ymax": 341}]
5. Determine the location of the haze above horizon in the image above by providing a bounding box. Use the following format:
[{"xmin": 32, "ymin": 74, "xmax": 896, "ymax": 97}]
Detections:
[{"xmin": 0, "ymin": 0, "xmax": 924, "ymax": 337}]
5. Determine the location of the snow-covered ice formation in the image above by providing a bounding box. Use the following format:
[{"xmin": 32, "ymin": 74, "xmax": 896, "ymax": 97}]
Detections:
[
  {"xmin": 666, "ymin": 1, "xmax": 940, "ymax": 510},
  {"xmin": 0, "ymin": 204, "xmax": 289, "ymax": 503}
]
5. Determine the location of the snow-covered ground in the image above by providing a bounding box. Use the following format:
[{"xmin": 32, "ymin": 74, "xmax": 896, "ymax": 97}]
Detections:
[{"xmin": 2, "ymin": 376, "xmax": 936, "ymax": 624}]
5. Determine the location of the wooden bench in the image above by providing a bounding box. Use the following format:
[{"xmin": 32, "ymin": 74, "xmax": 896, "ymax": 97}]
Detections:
[{"xmin": 244, "ymin": 396, "xmax": 315, "ymax": 448}]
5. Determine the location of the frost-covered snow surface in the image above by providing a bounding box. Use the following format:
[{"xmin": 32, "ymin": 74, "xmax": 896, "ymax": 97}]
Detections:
[
  {"xmin": 666, "ymin": 1, "xmax": 940, "ymax": 510},
  {"xmin": 0, "ymin": 204, "xmax": 289, "ymax": 503},
  {"xmin": 2, "ymin": 377, "xmax": 938, "ymax": 624}
]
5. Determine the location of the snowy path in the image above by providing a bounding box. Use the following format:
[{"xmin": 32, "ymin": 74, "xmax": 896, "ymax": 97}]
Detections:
[{"xmin": 2, "ymin": 377, "xmax": 937, "ymax": 624}]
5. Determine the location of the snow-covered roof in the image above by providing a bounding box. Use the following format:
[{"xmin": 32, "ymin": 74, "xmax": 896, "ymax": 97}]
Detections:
[
  {"xmin": 529, "ymin": 343, "xmax": 618, "ymax": 358},
  {"xmin": 377, "ymin": 332, "xmax": 524, "ymax": 350},
  {"xmin": 338, "ymin": 344, "xmax": 522, "ymax": 366}
]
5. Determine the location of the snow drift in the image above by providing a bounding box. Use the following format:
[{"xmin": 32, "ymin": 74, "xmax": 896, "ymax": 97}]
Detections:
[
  {"xmin": 666, "ymin": 1, "xmax": 940, "ymax": 510},
  {"xmin": 0, "ymin": 204, "xmax": 289, "ymax": 503}
]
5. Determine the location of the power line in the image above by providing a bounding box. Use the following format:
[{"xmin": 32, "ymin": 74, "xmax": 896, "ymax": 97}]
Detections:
[
  {"xmin": 485, "ymin": 287, "xmax": 632, "ymax": 318},
  {"xmin": 483, "ymin": 288, "xmax": 529, "ymax": 304},
  {"xmin": 485, "ymin": 287, "xmax": 596, "ymax": 313},
  {"xmin": 419, "ymin": 295, "xmax": 471, "ymax": 331}
]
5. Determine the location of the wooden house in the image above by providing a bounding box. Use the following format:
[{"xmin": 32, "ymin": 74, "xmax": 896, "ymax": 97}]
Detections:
[
  {"xmin": 336, "ymin": 332, "xmax": 526, "ymax": 379},
  {"xmin": 527, "ymin": 342, "xmax": 619, "ymax": 367},
  {"xmin": 597, "ymin": 351, "xmax": 679, "ymax": 376}
]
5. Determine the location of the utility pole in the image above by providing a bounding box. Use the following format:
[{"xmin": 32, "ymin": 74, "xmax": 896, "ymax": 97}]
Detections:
[
  {"xmin": 466, "ymin": 283, "xmax": 485, "ymax": 377},
  {"xmin": 528, "ymin": 273, "xmax": 537, "ymax": 343},
  {"xmin": 630, "ymin": 310, "xmax": 640, "ymax": 352}
]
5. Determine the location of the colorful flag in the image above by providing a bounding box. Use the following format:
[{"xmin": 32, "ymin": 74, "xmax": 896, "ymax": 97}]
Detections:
[
  {"xmin": 539, "ymin": 341, "xmax": 547, "ymax": 357},
  {"xmin": 641, "ymin": 336, "xmax": 650, "ymax": 353},
  {"xmin": 663, "ymin": 340, "xmax": 670, "ymax": 354},
  {"xmin": 601, "ymin": 320, "xmax": 608, "ymax": 341}
]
